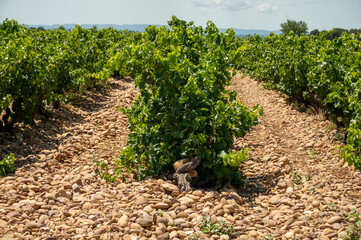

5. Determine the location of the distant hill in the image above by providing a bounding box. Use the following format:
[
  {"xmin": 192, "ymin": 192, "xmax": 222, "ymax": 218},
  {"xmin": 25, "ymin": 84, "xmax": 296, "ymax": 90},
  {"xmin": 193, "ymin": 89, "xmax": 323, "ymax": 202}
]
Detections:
[
  {"xmin": 220, "ymin": 28, "xmax": 281, "ymax": 37},
  {"xmin": 27, "ymin": 23, "xmax": 281, "ymax": 37}
]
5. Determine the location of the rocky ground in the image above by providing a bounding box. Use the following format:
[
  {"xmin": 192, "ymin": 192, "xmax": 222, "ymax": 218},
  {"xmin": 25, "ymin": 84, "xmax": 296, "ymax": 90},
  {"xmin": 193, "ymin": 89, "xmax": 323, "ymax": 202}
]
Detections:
[{"xmin": 0, "ymin": 74, "xmax": 361, "ymax": 240}]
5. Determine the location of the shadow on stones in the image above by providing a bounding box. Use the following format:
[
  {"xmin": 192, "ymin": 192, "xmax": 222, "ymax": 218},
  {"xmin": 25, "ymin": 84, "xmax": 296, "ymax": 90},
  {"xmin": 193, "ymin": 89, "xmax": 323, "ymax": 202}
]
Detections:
[
  {"xmin": 238, "ymin": 171, "xmax": 281, "ymax": 206},
  {"xmin": 0, "ymin": 78, "xmax": 131, "ymax": 170}
]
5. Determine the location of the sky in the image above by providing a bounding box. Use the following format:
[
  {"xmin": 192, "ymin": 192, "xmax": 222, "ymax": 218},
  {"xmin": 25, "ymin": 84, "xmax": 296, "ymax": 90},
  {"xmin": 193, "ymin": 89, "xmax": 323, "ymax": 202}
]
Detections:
[{"xmin": 0, "ymin": 0, "xmax": 360, "ymax": 31}]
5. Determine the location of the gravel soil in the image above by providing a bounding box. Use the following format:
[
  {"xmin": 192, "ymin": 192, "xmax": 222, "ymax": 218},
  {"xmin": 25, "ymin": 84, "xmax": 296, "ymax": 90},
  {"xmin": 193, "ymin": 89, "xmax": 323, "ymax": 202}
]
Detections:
[{"xmin": 0, "ymin": 74, "xmax": 360, "ymax": 240}]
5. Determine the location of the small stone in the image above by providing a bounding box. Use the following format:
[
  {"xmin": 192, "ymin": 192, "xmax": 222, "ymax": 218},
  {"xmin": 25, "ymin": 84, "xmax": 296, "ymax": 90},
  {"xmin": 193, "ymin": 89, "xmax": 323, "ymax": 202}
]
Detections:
[
  {"xmin": 338, "ymin": 231, "xmax": 348, "ymax": 238},
  {"xmin": 269, "ymin": 196, "xmax": 280, "ymax": 205},
  {"xmin": 223, "ymin": 204, "xmax": 235, "ymax": 213},
  {"xmin": 118, "ymin": 215, "xmax": 129, "ymax": 227},
  {"xmin": 94, "ymin": 226, "xmax": 107, "ymax": 235},
  {"xmin": 178, "ymin": 230, "xmax": 187, "ymax": 239},
  {"xmin": 169, "ymin": 231, "xmax": 178, "ymax": 239},
  {"xmin": 331, "ymin": 223, "xmax": 342, "ymax": 230},
  {"xmin": 0, "ymin": 219, "xmax": 7, "ymax": 228},
  {"xmin": 27, "ymin": 221, "xmax": 40, "ymax": 229},
  {"xmin": 262, "ymin": 218, "xmax": 275, "ymax": 226},
  {"xmin": 286, "ymin": 187, "xmax": 293, "ymax": 195},
  {"xmin": 210, "ymin": 215, "xmax": 217, "ymax": 224},
  {"xmin": 1, "ymin": 231, "xmax": 15, "ymax": 240},
  {"xmin": 45, "ymin": 193, "xmax": 56, "ymax": 200},
  {"xmin": 136, "ymin": 218, "xmax": 152, "ymax": 227},
  {"xmin": 78, "ymin": 218, "xmax": 95, "ymax": 226},
  {"xmin": 312, "ymin": 200, "xmax": 320, "ymax": 207},
  {"xmin": 176, "ymin": 211, "xmax": 188, "ymax": 218},
  {"xmin": 285, "ymin": 179, "xmax": 293, "ymax": 188},
  {"xmin": 134, "ymin": 197, "xmax": 148, "ymax": 205},
  {"xmin": 91, "ymin": 194, "xmax": 104, "ymax": 202},
  {"xmin": 17, "ymin": 199, "xmax": 44, "ymax": 209},
  {"xmin": 123, "ymin": 234, "xmax": 132, "ymax": 240},
  {"xmin": 285, "ymin": 231, "xmax": 294, "ymax": 239},
  {"xmin": 313, "ymin": 209, "xmax": 320, "ymax": 218},
  {"xmin": 39, "ymin": 215, "xmax": 49, "ymax": 224},
  {"xmin": 56, "ymin": 197, "xmax": 68, "ymax": 203},
  {"xmin": 89, "ymin": 209, "xmax": 102, "ymax": 215},
  {"xmin": 322, "ymin": 228, "xmax": 335, "ymax": 235},
  {"xmin": 130, "ymin": 223, "xmax": 142, "ymax": 230},
  {"xmin": 179, "ymin": 197, "xmax": 195, "ymax": 207},
  {"xmin": 229, "ymin": 192, "xmax": 243, "ymax": 204},
  {"xmin": 136, "ymin": 212, "xmax": 152, "ymax": 227},
  {"xmin": 72, "ymin": 183, "xmax": 81, "ymax": 192},
  {"xmin": 281, "ymin": 198, "xmax": 294, "ymax": 207},
  {"xmin": 220, "ymin": 235, "xmax": 230, "ymax": 240},
  {"xmin": 249, "ymin": 231, "xmax": 258, "ymax": 237},
  {"xmin": 238, "ymin": 235, "xmax": 250, "ymax": 240},
  {"xmin": 319, "ymin": 235, "xmax": 330, "ymax": 240},
  {"xmin": 161, "ymin": 183, "xmax": 179, "ymax": 192},
  {"xmin": 192, "ymin": 190, "xmax": 203, "ymax": 196},
  {"xmin": 56, "ymin": 189, "xmax": 69, "ymax": 199},
  {"xmin": 159, "ymin": 233, "xmax": 169, "ymax": 239},
  {"xmin": 6, "ymin": 211, "xmax": 19, "ymax": 219},
  {"xmin": 29, "ymin": 185, "xmax": 40, "ymax": 192},
  {"xmin": 327, "ymin": 216, "xmax": 342, "ymax": 224},
  {"xmin": 155, "ymin": 202, "xmax": 169, "ymax": 209},
  {"xmin": 82, "ymin": 202, "xmax": 93, "ymax": 210},
  {"xmin": 156, "ymin": 217, "xmax": 169, "ymax": 225}
]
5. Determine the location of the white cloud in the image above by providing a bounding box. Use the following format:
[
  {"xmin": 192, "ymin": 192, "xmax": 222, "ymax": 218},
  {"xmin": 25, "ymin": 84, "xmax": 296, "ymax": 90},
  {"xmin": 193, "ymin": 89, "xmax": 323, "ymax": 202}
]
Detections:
[
  {"xmin": 192, "ymin": 0, "xmax": 251, "ymax": 11},
  {"xmin": 256, "ymin": 3, "xmax": 279, "ymax": 14}
]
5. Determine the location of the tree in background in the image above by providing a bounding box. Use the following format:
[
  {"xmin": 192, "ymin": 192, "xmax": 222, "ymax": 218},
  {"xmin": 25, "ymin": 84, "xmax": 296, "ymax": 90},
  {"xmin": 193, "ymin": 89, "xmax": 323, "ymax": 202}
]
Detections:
[
  {"xmin": 309, "ymin": 28, "xmax": 361, "ymax": 40},
  {"xmin": 280, "ymin": 19, "xmax": 308, "ymax": 36},
  {"xmin": 322, "ymin": 28, "xmax": 348, "ymax": 40},
  {"xmin": 310, "ymin": 29, "xmax": 320, "ymax": 36},
  {"xmin": 349, "ymin": 28, "xmax": 361, "ymax": 34}
]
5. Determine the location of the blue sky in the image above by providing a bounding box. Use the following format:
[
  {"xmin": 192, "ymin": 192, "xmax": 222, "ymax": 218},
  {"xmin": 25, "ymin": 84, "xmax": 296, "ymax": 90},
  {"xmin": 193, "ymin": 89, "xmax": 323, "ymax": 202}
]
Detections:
[{"xmin": 0, "ymin": 0, "xmax": 360, "ymax": 31}]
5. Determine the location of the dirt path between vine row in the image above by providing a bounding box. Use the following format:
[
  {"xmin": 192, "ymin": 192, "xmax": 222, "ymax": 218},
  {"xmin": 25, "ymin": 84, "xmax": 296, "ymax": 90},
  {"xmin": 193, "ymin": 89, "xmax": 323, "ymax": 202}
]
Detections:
[{"xmin": 1, "ymin": 74, "xmax": 361, "ymax": 240}]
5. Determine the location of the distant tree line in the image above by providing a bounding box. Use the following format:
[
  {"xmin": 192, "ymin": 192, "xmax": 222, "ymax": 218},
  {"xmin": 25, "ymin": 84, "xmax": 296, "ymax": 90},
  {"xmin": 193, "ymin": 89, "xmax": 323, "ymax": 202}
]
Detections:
[
  {"xmin": 280, "ymin": 19, "xmax": 361, "ymax": 40},
  {"xmin": 29, "ymin": 26, "xmax": 46, "ymax": 31},
  {"xmin": 310, "ymin": 28, "xmax": 361, "ymax": 40}
]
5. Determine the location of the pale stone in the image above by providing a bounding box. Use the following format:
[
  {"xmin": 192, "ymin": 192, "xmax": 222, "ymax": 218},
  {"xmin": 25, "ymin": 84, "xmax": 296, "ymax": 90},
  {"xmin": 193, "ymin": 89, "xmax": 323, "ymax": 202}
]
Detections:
[
  {"xmin": 285, "ymin": 231, "xmax": 294, "ymax": 239},
  {"xmin": 82, "ymin": 202, "xmax": 93, "ymax": 210},
  {"xmin": 134, "ymin": 197, "xmax": 148, "ymax": 205},
  {"xmin": 161, "ymin": 183, "xmax": 179, "ymax": 192},
  {"xmin": 118, "ymin": 215, "xmax": 129, "ymax": 228},
  {"xmin": 179, "ymin": 197, "xmax": 195, "ymax": 207},
  {"xmin": 155, "ymin": 202, "xmax": 169, "ymax": 209},
  {"xmin": 327, "ymin": 216, "xmax": 342, "ymax": 224}
]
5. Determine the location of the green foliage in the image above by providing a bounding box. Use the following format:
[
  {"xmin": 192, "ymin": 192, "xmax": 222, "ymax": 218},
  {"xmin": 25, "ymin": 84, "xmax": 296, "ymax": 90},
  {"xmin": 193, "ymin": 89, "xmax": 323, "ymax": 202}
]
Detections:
[
  {"xmin": 94, "ymin": 161, "xmax": 116, "ymax": 183},
  {"xmin": 92, "ymin": 153, "xmax": 117, "ymax": 183},
  {"xmin": 280, "ymin": 19, "xmax": 308, "ymax": 36},
  {"xmin": 0, "ymin": 154, "xmax": 16, "ymax": 177},
  {"xmin": 327, "ymin": 203, "xmax": 340, "ymax": 213},
  {"xmin": 199, "ymin": 215, "xmax": 234, "ymax": 236},
  {"xmin": 0, "ymin": 19, "xmax": 135, "ymax": 130},
  {"xmin": 234, "ymin": 31, "xmax": 361, "ymax": 172},
  {"xmin": 261, "ymin": 234, "xmax": 275, "ymax": 240},
  {"xmin": 190, "ymin": 232, "xmax": 202, "ymax": 240},
  {"xmin": 343, "ymin": 209, "xmax": 361, "ymax": 240},
  {"xmin": 292, "ymin": 172, "xmax": 302, "ymax": 185},
  {"xmin": 110, "ymin": 16, "xmax": 261, "ymax": 186}
]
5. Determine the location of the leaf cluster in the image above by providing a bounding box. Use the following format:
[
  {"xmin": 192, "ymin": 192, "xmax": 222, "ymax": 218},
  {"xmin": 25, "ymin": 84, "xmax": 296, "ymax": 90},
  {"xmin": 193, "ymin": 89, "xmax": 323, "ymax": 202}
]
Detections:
[
  {"xmin": 199, "ymin": 215, "xmax": 234, "ymax": 236},
  {"xmin": 112, "ymin": 16, "xmax": 261, "ymax": 186},
  {"xmin": 0, "ymin": 19, "xmax": 137, "ymax": 130},
  {"xmin": 0, "ymin": 153, "xmax": 15, "ymax": 177},
  {"xmin": 234, "ymin": 31, "xmax": 361, "ymax": 171}
]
